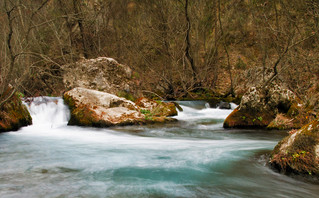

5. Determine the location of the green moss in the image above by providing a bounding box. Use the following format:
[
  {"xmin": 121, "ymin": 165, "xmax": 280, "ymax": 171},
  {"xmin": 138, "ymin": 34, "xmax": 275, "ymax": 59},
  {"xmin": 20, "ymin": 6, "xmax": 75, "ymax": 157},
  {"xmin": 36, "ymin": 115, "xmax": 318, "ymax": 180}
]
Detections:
[
  {"xmin": 16, "ymin": 92, "xmax": 25, "ymax": 98},
  {"xmin": 117, "ymin": 91, "xmax": 136, "ymax": 102},
  {"xmin": 145, "ymin": 114, "xmax": 154, "ymax": 121},
  {"xmin": 140, "ymin": 109, "xmax": 151, "ymax": 114},
  {"xmin": 0, "ymin": 92, "xmax": 32, "ymax": 132},
  {"xmin": 223, "ymin": 108, "xmax": 275, "ymax": 129},
  {"xmin": 63, "ymin": 94, "xmax": 77, "ymax": 109}
]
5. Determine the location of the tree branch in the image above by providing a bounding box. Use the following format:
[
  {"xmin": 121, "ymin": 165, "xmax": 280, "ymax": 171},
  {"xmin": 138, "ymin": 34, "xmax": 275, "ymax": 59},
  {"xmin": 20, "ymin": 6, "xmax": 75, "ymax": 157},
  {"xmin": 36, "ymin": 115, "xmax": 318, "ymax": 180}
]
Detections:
[{"xmin": 263, "ymin": 32, "xmax": 317, "ymax": 88}]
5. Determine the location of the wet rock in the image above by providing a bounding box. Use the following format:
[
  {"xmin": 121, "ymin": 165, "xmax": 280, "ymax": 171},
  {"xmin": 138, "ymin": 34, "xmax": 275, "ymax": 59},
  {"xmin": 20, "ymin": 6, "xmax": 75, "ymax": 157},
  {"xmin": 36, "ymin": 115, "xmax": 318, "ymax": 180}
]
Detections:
[
  {"xmin": 0, "ymin": 92, "xmax": 32, "ymax": 132},
  {"xmin": 135, "ymin": 97, "xmax": 178, "ymax": 124},
  {"xmin": 64, "ymin": 87, "xmax": 143, "ymax": 127},
  {"xmin": 135, "ymin": 97, "xmax": 178, "ymax": 117},
  {"xmin": 223, "ymin": 107, "xmax": 275, "ymax": 129},
  {"xmin": 63, "ymin": 57, "xmax": 140, "ymax": 98},
  {"xmin": 269, "ymin": 119, "xmax": 319, "ymax": 180},
  {"xmin": 63, "ymin": 88, "xmax": 177, "ymax": 127},
  {"xmin": 217, "ymin": 101, "xmax": 231, "ymax": 109},
  {"xmin": 224, "ymin": 84, "xmax": 297, "ymax": 129}
]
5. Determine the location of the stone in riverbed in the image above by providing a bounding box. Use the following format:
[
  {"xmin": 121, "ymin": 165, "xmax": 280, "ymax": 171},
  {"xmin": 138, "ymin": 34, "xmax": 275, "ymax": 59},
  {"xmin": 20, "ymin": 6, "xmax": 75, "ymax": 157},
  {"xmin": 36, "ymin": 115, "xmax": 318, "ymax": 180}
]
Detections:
[
  {"xmin": 217, "ymin": 101, "xmax": 231, "ymax": 109},
  {"xmin": 269, "ymin": 119, "xmax": 319, "ymax": 180},
  {"xmin": 135, "ymin": 97, "xmax": 178, "ymax": 124},
  {"xmin": 135, "ymin": 97, "xmax": 178, "ymax": 117},
  {"xmin": 223, "ymin": 107, "xmax": 275, "ymax": 129},
  {"xmin": 223, "ymin": 84, "xmax": 298, "ymax": 129},
  {"xmin": 64, "ymin": 87, "xmax": 144, "ymax": 127},
  {"xmin": 63, "ymin": 87, "xmax": 177, "ymax": 127}
]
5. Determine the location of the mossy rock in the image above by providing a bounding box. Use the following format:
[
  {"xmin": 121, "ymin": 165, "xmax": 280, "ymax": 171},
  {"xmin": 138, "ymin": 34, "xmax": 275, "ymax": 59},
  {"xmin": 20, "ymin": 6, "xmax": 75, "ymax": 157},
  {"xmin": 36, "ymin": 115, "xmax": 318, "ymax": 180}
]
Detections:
[
  {"xmin": 135, "ymin": 97, "xmax": 178, "ymax": 117},
  {"xmin": 223, "ymin": 107, "xmax": 275, "ymax": 129},
  {"xmin": 0, "ymin": 92, "xmax": 32, "ymax": 132},
  {"xmin": 223, "ymin": 84, "xmax": 303, "ymax": 129},
  {"xmin": 151, "ymin": 102, "xmax": 177, "ymax": 117},
  {"xmin": 269, "ymin": 119, "xmax": 319, "ymax": 179},
  {"xmin": 286, "ymin": 102, "xmax": 317, "ymax": 129},
  {"xmin": 63, "ymin": 88, "xmax": 177, "ymax": 128}
]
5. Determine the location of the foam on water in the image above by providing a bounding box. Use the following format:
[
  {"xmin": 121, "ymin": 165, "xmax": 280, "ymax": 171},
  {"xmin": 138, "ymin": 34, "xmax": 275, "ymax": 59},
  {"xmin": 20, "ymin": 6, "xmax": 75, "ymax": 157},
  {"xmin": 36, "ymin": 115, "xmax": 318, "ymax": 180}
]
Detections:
[
  {"xmin": 1, "ymin": 97, "xmax": 318, "ymax": 198},
  {"xmin": 175, "ymin": 105, "xmax": 233, "ymax": 121}
]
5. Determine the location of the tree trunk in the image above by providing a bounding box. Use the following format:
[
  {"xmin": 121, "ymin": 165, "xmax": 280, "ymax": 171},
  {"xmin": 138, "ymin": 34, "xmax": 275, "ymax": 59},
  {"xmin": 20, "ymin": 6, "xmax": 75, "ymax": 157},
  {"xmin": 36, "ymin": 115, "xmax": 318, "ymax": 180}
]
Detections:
[
  {"xmin": 218, "ymin": 0, "xmax": 234, "ymax": 96},
  {"xmin": 184, "ymin": 0, "xmax": 197, "ymax": 84},
  {"xmin": 73, "ymin": 0, "xmax": 88, "ymax": 59}
]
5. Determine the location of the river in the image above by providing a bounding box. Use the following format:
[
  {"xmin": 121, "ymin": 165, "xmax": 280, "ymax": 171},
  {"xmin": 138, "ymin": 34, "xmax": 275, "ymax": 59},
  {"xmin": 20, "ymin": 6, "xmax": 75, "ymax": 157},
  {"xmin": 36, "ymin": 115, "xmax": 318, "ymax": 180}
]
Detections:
[{"xmin": 0, "ymin": 97, "xmax": 318, "ymax": 198}]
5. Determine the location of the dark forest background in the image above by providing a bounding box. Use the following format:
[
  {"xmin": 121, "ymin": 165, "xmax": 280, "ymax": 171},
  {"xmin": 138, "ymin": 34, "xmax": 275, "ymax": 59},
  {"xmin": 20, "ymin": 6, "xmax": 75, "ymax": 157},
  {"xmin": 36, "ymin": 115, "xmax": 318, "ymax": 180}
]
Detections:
[{"xmin": 0, "ymin": 0, "xmax": 318, "ymax": 109}]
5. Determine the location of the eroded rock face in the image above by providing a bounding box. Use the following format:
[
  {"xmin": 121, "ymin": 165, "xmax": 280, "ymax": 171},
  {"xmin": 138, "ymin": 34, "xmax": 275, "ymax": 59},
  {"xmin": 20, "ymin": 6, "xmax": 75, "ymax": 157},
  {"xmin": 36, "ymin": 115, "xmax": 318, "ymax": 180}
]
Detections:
[
  {"xmin": 0, "ymin": 93, "xmax": 32, "ymax": 132},
  {"xmin": 63, "ymin": 88, "xmax": 177, "ymax": 127},
  {"xmin": 269, "ymin": 119, "xmax": 319, "ymax": 179},
  {"xmin": 63, "ymin": 57, "xmax": 139, "ymax": 97},
  {"xmin": 224, "ymin": 84, "xmax": 297, "ymax": 129}
]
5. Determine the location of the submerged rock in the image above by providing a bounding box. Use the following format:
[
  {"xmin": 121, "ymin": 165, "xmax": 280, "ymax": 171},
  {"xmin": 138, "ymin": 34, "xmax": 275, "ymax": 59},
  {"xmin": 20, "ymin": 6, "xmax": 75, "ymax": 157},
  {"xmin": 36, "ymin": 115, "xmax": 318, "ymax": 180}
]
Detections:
[
  {"xmin": 0, "ymin": 92, "xmax": 32, "ymax": 132},
  {"xmin": 217, "ymin": 101, "xmax": 231, "ymax": 109},
  {"xmin": 63, "ymin": 88, "xmax": 177, "ymax": 127},
  {"xmin": 269, "ymin": 119, "xmax": 319, "ymax": 180},
  {"xmin": 63, "ymin": 57, "xmax": 140, "ymax": 98},
  {"xmin": 223, "ymin": 84, "xmax": 298, "ymax": 129}
]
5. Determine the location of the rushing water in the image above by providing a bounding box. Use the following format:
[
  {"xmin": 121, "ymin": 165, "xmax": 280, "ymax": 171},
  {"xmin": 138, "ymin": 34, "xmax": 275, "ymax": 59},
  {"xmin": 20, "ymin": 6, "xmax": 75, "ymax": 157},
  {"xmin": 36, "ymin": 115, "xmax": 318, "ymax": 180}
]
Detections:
[{"xmin": 0, "ymin": 97, "xmax": 318, "ymax": 198}]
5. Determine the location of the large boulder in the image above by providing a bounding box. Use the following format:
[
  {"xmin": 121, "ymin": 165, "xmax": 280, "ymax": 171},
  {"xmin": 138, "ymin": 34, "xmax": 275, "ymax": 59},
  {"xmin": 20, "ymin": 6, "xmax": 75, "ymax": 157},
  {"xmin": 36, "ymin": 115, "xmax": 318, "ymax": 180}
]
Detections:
[
  {"xmin": 269, "ymin": 119, "xmax": 319, "ymax": 179},
  {"xmin": 63, "ymin": 57, "xmax": 140, "ymax": 98},
  {"xmin": 223, "ymin": 84, "xmax": 297, "ymax": 129},
  {"xmin": 63, "ymin": 88, "xmax": 177, "ymax": 127},
  {"xmin": 0, "ymin": 92, "xmax": 32, "ymax": 132}
]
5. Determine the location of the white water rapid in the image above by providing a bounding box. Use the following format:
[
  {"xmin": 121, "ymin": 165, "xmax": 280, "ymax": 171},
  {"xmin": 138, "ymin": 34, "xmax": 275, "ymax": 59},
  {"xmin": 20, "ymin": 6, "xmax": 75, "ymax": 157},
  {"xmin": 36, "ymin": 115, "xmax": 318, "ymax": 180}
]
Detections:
[
  {"xmin": 24, "ymin": 97, "xmax": 70, "ymax": 128},
  {"xmin": 0, "ymin": 97, "xmax": 318, "ymax": 198}
]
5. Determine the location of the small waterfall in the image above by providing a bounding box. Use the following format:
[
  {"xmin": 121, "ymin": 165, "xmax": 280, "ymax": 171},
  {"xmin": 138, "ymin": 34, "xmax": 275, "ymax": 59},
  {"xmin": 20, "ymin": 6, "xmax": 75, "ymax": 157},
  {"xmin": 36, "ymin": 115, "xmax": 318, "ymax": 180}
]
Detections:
[
  {"xmin": 175, "ymin": 104, "xmax": 234, "ymax": 121},
  {"xmin": 23, "ymin": 97, "xmax": 70, "ymax": 128},
  {"xmin": 205, "ymin": 102, "xmax": 210, "ymax": 109},
  {"xmin": 174, "ymin": 101, "xmax": 209, "ymax": 109}
]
